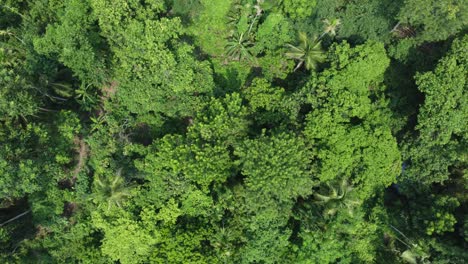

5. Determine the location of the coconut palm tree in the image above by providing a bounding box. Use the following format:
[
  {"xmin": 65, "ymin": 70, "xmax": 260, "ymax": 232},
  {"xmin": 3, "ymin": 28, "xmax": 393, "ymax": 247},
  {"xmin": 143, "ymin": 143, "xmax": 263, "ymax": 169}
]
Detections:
[
  {"xmin": 285, "ymin": 32, "xmax": 326, "ymax": 71},
  {"xmin": 389, "ymin": 225, "xmax": 431, "ymax": 264},
  {"xmin": 93, "ymin": 169, "xmax": 132, "ymax": 210},
  {"xmin": 314, "ymin": 178, "xmax": 361, "ymax": 217},
  {"xmin": 322, "ymin": 18, "xmax": 341, "ymax": 37}
]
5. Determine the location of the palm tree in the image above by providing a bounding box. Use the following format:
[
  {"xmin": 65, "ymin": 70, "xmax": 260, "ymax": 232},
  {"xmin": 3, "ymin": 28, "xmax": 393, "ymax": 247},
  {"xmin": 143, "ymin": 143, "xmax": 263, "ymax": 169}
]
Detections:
[
  {"xmin": 225, "ymin": 32, "xmax": 254, "ymax": 62},
  {"xmin": 49, "ymin": 82, "xmax": 74, "ymax": 98},
  {"xmin": 226, "ymin": 4, "xmax": 243, "ymax": 26},
  {"xmin": 0, "ymin": 29, "xmax": 25, "ymax": 45},
  {"xmin": 75, "ymin": 83, "xmax": 98, "ymax": 111},
  {"xmin": 0, "ymin": 210, "xmax": 31, "ymax": 227},
  {"xmin": 93, "ymin": 169, "xmax": 132, "ymax": 210},
  {"xmin": 212, "ymin": 226, "xmax": 234, "ymax": 261},
  {"xmin": 286, "ymin": 32, "xmax": 326, "ymax": 71},
  {"xmin": 314, "ymin": 178, "xmax": 360, "ymax": 217},
  {"xmin": 389, "ymin": 225, "xmax": 430, "ymax": 264},
  {"xmin": 247, "ymin": 0, "xmax": 264, "ymax": 36},
  {"xmin": 322, "ymin": 18, "xmax": 341, "ymax": 37}
]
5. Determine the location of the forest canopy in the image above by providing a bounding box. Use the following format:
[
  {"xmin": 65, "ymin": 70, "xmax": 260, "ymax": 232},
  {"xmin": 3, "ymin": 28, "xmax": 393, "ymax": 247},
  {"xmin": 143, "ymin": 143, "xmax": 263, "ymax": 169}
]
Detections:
[{"xmin": 0, "ymin": 0, "xmax": 467, "ymax": 263}]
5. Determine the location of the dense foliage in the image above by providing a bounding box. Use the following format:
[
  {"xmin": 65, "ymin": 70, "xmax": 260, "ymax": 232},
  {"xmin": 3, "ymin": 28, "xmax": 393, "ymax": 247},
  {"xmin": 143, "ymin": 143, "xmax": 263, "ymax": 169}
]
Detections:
[{"xmin": 0, "ymin": 0, "xmax": 466, "ymax": 263}]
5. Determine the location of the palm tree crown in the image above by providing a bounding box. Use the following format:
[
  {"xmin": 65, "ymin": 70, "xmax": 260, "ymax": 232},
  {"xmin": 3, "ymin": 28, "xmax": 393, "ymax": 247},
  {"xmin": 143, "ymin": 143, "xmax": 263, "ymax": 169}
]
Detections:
[
  {"xmin": 286, "ymin": 32, "xmax": 326, "ymax": 71},
  {"xmin": 225, "ymin": 32, "xmax": 254, "ymax": 62},
  {"xmin": 323, "ymin": 18, "xmax": 341, "ymax": 37},
  {"xmin": 93, "ymin": 169, "xmax": 132, "ymax": 210},
  {"xmin": 314, "ymin": 178, "xmax": 360, "ymax": 217}
]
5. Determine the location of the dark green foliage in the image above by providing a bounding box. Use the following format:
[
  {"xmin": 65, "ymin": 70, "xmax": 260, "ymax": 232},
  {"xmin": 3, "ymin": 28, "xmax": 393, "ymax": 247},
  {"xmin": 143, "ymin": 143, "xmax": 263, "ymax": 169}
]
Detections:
[
  {"xmin": 0, "ymin": 31, "xmax": 38, "ymax": 119},
  {"xmin": 302, "ymin": 0, "xmax": 401, "ymax": 44},
  {"xmin": 397, "ymin": 0, "xmax": 467, "ymax": 43},
  {"xmin": 0, "ymin": 0, "xmax": 466, "ymax": 263},
  {"xmin": 33, "ymin": 0, "xmax": 105, "ymax": 82},
  {"xmin": 403, "ymin": 36, "xmax": 468, "ymax": 184}
]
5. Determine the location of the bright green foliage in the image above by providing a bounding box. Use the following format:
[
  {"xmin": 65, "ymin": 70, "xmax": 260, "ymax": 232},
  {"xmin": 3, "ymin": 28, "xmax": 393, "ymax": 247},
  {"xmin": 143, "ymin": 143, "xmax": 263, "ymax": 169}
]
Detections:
[
  {"xmin": 217, "ymin": 185, "xmax": 293, "ymax": 263},
  {"xmin": 90, "ymin": 0, "xmax": 214, "ymax": 126},
  {"xmin": 280, "ymin": 0, "xmax": 317, "ymax": 19},
  {"xmin": 133, "ymin": 95, "xmax": 248, "ymax": 204},
  {"xmin": 416, "ymin": 36, "xmax": 467, "ymax": 142},
  {"xmin": 0, "ymin": 109, "xmax": 88, "ymax": 261},
  {"xmin": 90, "ymin": 0, "xmax": 167, "ymax": 35},
  {"xmin": 244, "ymin": 78, "xmax": 285, "ymax": 111},
  {"xmin": 0, "ymin": 110, "xmax": 80, "ymax": 200},
  {"xmin": 337, "ymin": 0, "xmax": 397, "ymax": 42},
  {"xmin": 188, "ymin": 0, "xmax": 232, "ymax": 56},
  {"xmin": 188, "ymin": 93, "xmax": 250, "ymax": 144},
  {"xmin": 137, "ymin": 133, "xmax": 232, "ymax": 199},
  {"xmin": 390, "ymin": 0, "xmax": 467, "ymax": 62},
  {"xmin": 242, "ymin": 78, "xmax": 301, "ymax": 127},
  {"xmin": 171, "ymin": 0, "xmax": 203, "ymax": 19},
  {"xmin": 304, "ymin": 41, "xmax": 401, "ymax": 198},
  {"xmin": 219, "ymin": 133, "xmax": 314, "ymax": 263},
  {"xmin": 235, "ymin": 133, "xmax": 313, "ymax": 201},
  {"xmin": 0, "ymin": 0, "xmax": 466, "ymax": 263},
  {"xmin": 92, "ymin": 212, "xmax": 157, "ymax": 264}
]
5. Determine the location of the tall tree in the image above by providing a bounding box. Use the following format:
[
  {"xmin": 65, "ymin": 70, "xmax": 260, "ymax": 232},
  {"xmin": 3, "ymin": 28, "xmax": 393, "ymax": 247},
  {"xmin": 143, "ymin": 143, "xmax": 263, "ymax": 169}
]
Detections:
[
  {"xmin": 302, "ymin": 41, "xmax": 401, "ymax": 199},
  {"xmin": 403, "ymin": 35, "xmax": 468, "ymax": 184},
  {"xmin": 397, "ymin": 0, "xmax": 467, "ymax": 43}
]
